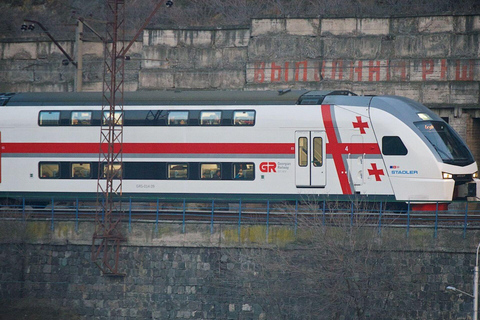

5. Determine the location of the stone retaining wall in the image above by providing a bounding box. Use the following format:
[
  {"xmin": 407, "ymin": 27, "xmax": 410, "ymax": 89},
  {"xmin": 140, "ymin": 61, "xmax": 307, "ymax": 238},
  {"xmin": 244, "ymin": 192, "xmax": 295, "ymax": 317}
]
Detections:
[{"xmin": 1, "ymin": 220, "xmax": 480, "ymax": 319}]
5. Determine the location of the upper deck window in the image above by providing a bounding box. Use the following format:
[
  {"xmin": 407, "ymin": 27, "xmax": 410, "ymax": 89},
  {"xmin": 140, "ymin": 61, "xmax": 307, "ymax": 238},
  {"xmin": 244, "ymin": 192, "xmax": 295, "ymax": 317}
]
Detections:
[
  {"xmin": 39, "ymin": 111, "xmax": 60, "ymax": 126},
  {"xmin": 168, "ymin": 111, "xmax": 189, "ymax": 125},
  {"xmin": 71, "ymin": 111, "xmax": 92, "ymax": 126},
  {"xmin": 233, "ymin": 111, "xmax": 255, "ymax": 126},
  {"xmin": 200, "ymin": 111, "xmax": 221, "ymax": 125},
  {"xmin": 103, "ymin": 111, "xmax": 123, "ymax": 126}
]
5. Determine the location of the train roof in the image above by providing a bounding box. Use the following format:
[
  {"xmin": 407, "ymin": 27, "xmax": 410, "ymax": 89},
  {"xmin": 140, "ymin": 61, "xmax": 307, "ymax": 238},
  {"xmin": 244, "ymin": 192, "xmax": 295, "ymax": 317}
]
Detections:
[{"xmin": 0, "ymin": 90, "xmax": 357, "ymax": 106}]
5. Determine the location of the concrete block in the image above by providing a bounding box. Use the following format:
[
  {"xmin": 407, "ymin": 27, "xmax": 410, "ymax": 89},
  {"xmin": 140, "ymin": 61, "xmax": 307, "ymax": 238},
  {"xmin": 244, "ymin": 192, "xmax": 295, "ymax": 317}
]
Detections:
[
  {"xmin": 125, "ymin": 41, "xmax": 143, "ymax": 55},
  {"xmin": 388, "ymin": 60, "xmax": 411, "ymax": 81},
  {"xmin": 80, "ymin": 81, "xmax": 103, "ymax": 92},
  {"xmin": 449, "ymin": 59, "xmax": 476, "ymax": 81},
  {"xmin": 250, "ymin": 37, "xmax": 322, "ymax": 60},
  {"xmin": 393, "ymin": 83, "xmax": 421, "ymax": 101},
  {"xmin": 33, "ymin": 65, "xmax": 74, "ymax": 83},
  {"xmin": 175, "ymin": 47, "xmax": 198, "ymax": 69},
  {"xmin": 353, "ymin": 38, "xmax": 382, "ymax": 59},
  {"xmin": 391, "ymin": 17, "xmax": 418, "ymax": 35},
  {"xmin": 474, "ymin": 16, "xmax": 480, "ymax": 31},
  {"xmin": 418, "ymin": 16, "xmax": 454, "ymax": 33},
  {"xmin": 321, "ymin": 18, "xmax": 356, "ymax": 36},
  {"xmin": 323, "ymin": 38, "xmax": 355, "ymax": 58},
  {"xmin": 298, "ymin": 37, "xmax": 323, "ymax": 59},
  {"xmin": 0, "ymin": 60, "xmax": 34, "ymax": 82},
  {"xmin": 349, "ymin": 82, "xmax": 378, "ymax": 96},
  {"xmin": 451, "ymin": 34, "xmax": 479, "ymax": 58},
  {"xmin": 31, "ymin": 82, "xmax": 73, "ymax": 92},
  {"xmin": 286, "ymin": 19, "xmax": 319, "ymax": 36},
  {"xmin": 2, "ymin": 42, "xmax": 37, "ymax": 60},
  {"xmin": 450, "ymin": 83, "xmax": 479, "ymax": 104},
  {"xmin": 177, "ymin": 30, "xmax": 214, "ymax": 47},
  {"xmin": 82, "ymin": 41, "xmax": 103, "ymax": 57},
  {"xmin": 394, "ymin": 36, "xmax": 423, "ymax": 57},
  {"xmin": 144, "ymin": 29, "xmax": 178, "ymax": 47},
  {"xmin": 139, "ymin": 70, "xmax": 175, "ymax": 89},
  {"xmin": 454, "ymin": 16, "xmax": 467, "ymax": 33},
  {"xmin": 422, "ymin": 34, "xmax": 451, "ymax": 57},
  {"xmin": 195, "ymin": 48, "xmax": 223, "ymax": 69},
  {"xmin": 214, "ymin": 29, "xmax": 250, "ymax": 47},
  {"xmin": 221, "ymin": 48, "xmax": 248, "ymax": 68},
  {"xmin": 174, "ymin": 70, "xmax": 245, "ymax": 89},
  {"xmin": 251, "ymin": 19, "xmax": 286, "ymax": 36},
  {"xmin": 372, "ymin": 82, "xmax": 396, "ymax": 95},
  {"xmin": 422, "ymin": 83, "xmax": 450, "ymax": 104},
  {"xmin": 37, "ymin": 41, "xmax": 74, "ymax": 59},
  {"xmin": 358, "ymin": 18, "xmax": 389, "ymax": 35},
  {"xmin": 407, "ymin": 59, "xmax": 448, "ymax": 82},
  {"xmin": 142, "ymin": 46, "xmax": 176, "ymax": 69}
]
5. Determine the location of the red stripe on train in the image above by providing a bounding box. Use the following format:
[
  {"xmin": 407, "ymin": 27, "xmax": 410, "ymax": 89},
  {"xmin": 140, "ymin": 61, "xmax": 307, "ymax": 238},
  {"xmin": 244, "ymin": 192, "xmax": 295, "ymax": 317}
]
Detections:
[{"xmin": 1, "ymin": 142, "xmax": 296, "ymax": 155}]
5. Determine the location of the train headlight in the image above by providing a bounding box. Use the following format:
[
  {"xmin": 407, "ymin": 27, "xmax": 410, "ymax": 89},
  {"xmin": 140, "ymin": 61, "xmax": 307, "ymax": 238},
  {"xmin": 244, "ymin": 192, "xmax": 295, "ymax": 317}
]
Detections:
[
  {"xmin": 442, "ymin": 172, "xmax": 453, "ymax": 179},
  {"xmin": 417, "ymin": 112, "xmax": 433, "ymax": 121},
  {"xmin": 474, "ymin": 171, "xmax": 479, "ymax": 179}
]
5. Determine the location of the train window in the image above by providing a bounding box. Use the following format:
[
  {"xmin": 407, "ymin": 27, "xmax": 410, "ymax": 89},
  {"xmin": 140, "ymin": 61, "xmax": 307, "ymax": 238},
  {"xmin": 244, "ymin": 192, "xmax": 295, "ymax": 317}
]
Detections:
[
  {"xmin": 102, "ymin": 111, "xmax": 124, "ymax": 126},
  {"xmin": 102, "ymin": 163, "xmax": 123, "ymax": 179},
  {"xmin": 313, "ymin": 137, "xmax": 323, "ymax": 167},
  {"xmin": 39, "ymin": 163, "xmax": 60, "ymax": 179},
  {"xmin": 200, "ymin": 111, "xmax": 221, "ymax": 125},
  {"xmin": 168, "ymin": 111, "xmax": 189, "ymax": 125},
  {"xmin": 71, "ymin": 111, "xmax": 92, "ymax": 126},
  {"xmin": 168, "ymin": 163, "xmax": 188, "ymax": 179},
  {"xmin": 71, "ymin": 163, "xmax": 91, "ymax": 178},
  {"xmin": 39, "ymin": 111, "xmax": 60, "ymax": 126},
  {"xmin": 233, "ymin": 163, "xmax": 254, "ymax": 180},
  {"xmin": 298, "ymin": 137, "xmax": 308, "ymax": 167},
  {"xmin": 233, "ymin": 111, "xmax": 255, "ymax": 126},
  {"xmin": 201, "ymin": 163, "xmax": 221, "ymax": 179},
  {"xmin": 124, "ymin": 110, "xmax": 166, "ymax": 126},
  {"xmin": 382, "ymin": 136, "xmax": 408, "ymax": 156}
]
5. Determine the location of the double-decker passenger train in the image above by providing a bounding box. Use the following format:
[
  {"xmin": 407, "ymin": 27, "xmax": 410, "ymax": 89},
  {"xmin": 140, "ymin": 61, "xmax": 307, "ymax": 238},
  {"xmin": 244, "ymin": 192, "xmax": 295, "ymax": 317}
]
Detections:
[{"xmin": 0, "ymin": 90, "xmax": 478, "ymax": 209}]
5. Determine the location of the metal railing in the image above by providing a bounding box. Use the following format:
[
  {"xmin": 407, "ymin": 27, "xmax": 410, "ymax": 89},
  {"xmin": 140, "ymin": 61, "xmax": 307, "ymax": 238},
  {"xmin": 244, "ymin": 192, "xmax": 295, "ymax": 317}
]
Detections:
[{"xmin": 1, "ymin": 197, "xmax": 479, "ymax": 239}]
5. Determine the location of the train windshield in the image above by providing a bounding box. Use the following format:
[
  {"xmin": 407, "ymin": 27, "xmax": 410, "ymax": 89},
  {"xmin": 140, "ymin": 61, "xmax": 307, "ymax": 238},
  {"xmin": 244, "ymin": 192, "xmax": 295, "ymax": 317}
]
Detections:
[{"xmin": 414, "ymin": 121, "xmax": 474, "ymax": 166}]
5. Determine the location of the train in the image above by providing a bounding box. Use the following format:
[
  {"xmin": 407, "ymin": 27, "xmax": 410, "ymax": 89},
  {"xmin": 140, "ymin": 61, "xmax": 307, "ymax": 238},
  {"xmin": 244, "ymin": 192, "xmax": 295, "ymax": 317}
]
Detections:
[{"xmin": 0, "ymin": 89, "xmax": 478, "ymax": 210}]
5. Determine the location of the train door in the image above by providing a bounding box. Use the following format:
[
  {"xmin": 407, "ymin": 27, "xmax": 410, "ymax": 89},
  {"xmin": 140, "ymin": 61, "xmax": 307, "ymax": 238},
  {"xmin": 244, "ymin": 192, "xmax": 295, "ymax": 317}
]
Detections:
[
  {"xmin": 348, "ymin": 135, "xmax": 364, "ymax": 192},
  {"xmin": 295, "ymin": 131, "xmax": 326, "ymax": 187}
]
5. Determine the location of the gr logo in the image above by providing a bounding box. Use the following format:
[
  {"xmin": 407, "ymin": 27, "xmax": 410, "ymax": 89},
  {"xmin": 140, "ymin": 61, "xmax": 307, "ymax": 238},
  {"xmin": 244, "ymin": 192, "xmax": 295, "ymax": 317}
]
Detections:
[{"xmin": 259, "ymin": 162, "xmax": 276, "ymax": 173}]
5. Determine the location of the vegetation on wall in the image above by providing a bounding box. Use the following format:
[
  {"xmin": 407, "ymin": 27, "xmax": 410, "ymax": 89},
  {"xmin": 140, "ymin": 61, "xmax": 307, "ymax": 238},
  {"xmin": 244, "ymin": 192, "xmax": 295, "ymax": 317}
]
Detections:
[{"xmin": 1, "ymin": 0, "xmax": 479, "ymax": 40}]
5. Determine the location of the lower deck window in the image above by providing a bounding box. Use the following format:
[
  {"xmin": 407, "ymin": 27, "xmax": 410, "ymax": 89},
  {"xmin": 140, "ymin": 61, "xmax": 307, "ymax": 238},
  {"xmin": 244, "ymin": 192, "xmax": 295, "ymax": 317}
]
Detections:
[
  {"xmin": 201, "ymin": 164, "xmax": 221, "ymax": 179},
  {"xmin": 233, "ymin": 163, "xmax": 254, "ymax": 180},
  {"xmin": 39, "ymin": 161, "xmax": 255, "ymax": 181},
  {"xmin": 102, "ymin": 163, "xmax": 123, "ymax": 179},
  {"xmin": 40, "ymin": 163, "xmax": 60, "ymax": 179},
  {"xmin": 72, "ymin": 163, "xmax": 91, "ymax": 178},
  {"xmin": 168, "ymin": 164, "xmax": 188, "ymax": 179}
]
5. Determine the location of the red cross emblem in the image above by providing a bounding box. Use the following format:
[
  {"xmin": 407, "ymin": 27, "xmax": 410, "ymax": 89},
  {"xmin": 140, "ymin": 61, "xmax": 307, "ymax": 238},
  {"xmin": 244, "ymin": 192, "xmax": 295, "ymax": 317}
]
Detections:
[
  {"xmin": 322, "ymin": 105, "xmax": 382, "ymax": 194},
  {"xmin": 368, "ymin": 163, "xmax": 384, "ymax": 181},
  {"xmin": 352, "ymin": 116, "xmax": 369, "ymax": 134}
]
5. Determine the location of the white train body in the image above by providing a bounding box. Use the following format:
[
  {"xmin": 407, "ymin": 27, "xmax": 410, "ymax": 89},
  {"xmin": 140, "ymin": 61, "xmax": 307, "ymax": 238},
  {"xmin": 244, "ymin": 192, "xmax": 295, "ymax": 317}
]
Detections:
[{"xmin": 0, "ymin": 90, "xmax": 478, "ymax": 205}]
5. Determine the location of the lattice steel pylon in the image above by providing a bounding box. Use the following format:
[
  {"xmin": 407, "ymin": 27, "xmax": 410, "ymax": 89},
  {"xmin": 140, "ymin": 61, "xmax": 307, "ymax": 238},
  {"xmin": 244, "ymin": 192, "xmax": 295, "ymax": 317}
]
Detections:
[
  {"xmin": 91, "ymin": 0, "xmax": 170, "ymax": 276},
  {"xmin": 92, "ymin": 0, "xmax": 126, "ymax": 276}
]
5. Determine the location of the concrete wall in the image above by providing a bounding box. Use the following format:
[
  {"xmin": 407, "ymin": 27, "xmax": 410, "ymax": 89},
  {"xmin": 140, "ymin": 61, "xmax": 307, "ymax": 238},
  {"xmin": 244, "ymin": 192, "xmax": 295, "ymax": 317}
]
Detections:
[
  {"xmin": 0, "ymin": 15, "xmax": 479, "ymax": 161},
  {"xmin": 1, "ymin": 220, "xmax": 480, "ymax": 319}
]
